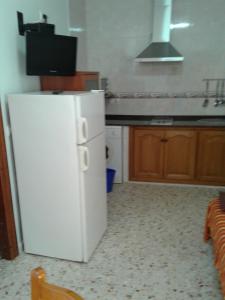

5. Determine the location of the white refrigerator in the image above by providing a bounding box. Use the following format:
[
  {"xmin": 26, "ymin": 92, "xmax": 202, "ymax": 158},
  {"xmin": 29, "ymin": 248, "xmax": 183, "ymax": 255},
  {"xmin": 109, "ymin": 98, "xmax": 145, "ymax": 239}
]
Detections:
[{"xmin": 8, "ymin": 91, "xmax": 107, "ymax": 262}]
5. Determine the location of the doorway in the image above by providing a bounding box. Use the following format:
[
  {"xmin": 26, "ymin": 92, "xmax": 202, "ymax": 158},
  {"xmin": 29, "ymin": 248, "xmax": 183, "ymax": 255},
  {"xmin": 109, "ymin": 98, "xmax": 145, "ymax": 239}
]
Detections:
[{"xmin": 0, "ymin": 106, "xmax": 18, "ymax": 259}]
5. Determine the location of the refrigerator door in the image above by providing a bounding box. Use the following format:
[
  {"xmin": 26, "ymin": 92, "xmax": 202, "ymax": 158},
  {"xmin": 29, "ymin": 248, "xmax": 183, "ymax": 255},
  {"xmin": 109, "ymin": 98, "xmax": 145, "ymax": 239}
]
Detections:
[
  {"xmin": 79, "ymin": 133, "xmax": 107, "ymax": 262},
  {"xmin": 76, "ymin": 92, "xmax": 105, "ymax": 144},
  {"xmin": 8, "ymin": 94, "xmax": 83, "ymax": 261}
]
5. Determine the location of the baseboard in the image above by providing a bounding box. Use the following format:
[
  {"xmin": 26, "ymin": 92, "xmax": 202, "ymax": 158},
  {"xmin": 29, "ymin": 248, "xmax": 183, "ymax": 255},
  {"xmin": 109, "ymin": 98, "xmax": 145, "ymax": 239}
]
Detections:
[{"xmin": 128, "ymin": 180, "xmax": 225, "ymax": 189}]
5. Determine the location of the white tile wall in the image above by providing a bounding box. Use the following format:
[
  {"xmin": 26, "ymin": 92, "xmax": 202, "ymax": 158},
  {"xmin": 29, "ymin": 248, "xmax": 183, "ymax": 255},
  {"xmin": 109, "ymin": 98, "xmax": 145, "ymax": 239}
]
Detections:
[
  {"xmin": 69, "ymin": 0, "xmax": 88, "ymax": 70},
  {"xmin": 106, "ymin": 98, "xmax": 225, "ymax": 116},
  {"xmin": 85, "ymin": 0, "xmax": 225, "ymax": 93}
]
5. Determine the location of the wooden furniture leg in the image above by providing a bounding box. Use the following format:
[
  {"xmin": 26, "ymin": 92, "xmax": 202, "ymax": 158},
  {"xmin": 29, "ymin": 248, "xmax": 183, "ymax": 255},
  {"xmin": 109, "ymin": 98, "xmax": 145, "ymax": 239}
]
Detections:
[{"xmin": 31, "ymin": 267, "xmax": 84, "ymax": 300}]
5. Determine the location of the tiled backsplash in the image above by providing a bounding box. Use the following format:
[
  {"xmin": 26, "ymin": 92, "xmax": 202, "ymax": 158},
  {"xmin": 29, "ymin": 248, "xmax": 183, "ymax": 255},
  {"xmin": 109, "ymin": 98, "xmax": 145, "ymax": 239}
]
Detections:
[
  {"xmin": 85, "ymin": 0, "xmax": 225, "ymax": 93},
  {"xmin": 106, "ymin": 98, "xmax": 225, "ymax": 116},
  {"xmin": 106, "ymin": 91, "xmax": 220, "ymax": 99}
]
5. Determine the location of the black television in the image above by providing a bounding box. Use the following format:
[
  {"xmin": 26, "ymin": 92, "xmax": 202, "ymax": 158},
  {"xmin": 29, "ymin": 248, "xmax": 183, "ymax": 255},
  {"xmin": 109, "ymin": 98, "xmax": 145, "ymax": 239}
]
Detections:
[{"xmin": 26, "ymin": 33, "xmax": 77, "ymax": 76}]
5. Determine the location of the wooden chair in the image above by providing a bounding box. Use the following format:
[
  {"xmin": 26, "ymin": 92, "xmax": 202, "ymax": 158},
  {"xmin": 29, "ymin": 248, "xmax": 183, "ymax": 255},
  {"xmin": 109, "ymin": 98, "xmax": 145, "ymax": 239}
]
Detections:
[{"xmin": 31, "ymin": 267, "xmax": 84, "ymax": 300}]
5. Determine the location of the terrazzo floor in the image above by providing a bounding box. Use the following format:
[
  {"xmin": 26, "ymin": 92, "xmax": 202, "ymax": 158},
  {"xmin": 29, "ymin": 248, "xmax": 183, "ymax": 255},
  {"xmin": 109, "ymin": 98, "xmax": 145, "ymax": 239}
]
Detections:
[{"xmin": 0, "ymin": 183, "xmax": 224, "ymax": 300}]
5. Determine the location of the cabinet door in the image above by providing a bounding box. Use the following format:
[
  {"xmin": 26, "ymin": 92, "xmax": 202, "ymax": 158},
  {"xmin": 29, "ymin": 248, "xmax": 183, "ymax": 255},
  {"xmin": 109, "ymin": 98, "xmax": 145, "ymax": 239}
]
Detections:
[
  {"xmin": 197, "ymin": 130, "xmax": 225, "ymax": 183},
  {"xmin": 0, "ymin": 109, "xmax": 18, "ymax": 259},
  {"xmin": 130, "ymin": 128, "xmax": 164, "ymax": 180},
  {"xmin": 164, "ymin": 130, "xmax": 197, "ymax": 180}
]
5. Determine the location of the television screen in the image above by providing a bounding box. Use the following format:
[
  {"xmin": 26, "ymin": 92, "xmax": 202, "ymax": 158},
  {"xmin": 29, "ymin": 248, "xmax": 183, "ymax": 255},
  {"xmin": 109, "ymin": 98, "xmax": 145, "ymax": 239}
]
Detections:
[{"xmin": 26, "ymin": 33, "xmax": 77, "ymax": 76}]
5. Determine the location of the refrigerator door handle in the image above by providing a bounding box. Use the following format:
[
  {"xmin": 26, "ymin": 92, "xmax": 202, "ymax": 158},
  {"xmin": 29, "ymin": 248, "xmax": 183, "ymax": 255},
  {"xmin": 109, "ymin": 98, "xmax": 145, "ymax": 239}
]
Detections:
[
  {"xmin": 80, "ymin": 146, "xmax": 90, "ymax": 172},
  {"xmin": 79, "ymin": 117, "xmax": 88, "ymax": 143}
]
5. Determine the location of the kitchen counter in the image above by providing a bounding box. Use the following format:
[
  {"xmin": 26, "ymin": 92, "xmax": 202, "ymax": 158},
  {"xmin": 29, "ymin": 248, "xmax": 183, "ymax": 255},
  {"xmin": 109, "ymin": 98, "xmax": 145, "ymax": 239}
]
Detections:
[{"xmin": 106, "ymin": 115, "xmax": 225, "ymax": 127}]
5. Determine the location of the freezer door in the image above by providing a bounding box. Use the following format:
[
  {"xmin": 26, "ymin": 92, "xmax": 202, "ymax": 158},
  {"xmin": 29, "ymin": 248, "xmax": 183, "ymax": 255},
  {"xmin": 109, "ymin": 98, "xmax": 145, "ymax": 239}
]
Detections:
[
  {"xmin": 76, "ymin": 92, "xmax": 105, "ymax": 144},
  {"xmin": 79, "ymin": 133, "xmax": 107, "ymax": 262}
]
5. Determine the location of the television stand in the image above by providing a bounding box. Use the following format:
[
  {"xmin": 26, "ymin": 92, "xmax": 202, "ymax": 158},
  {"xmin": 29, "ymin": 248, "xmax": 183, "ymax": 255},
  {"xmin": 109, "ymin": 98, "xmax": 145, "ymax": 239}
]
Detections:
[{"xmin": 40, "ymin": 71, "xmax": 99, "ymax": 91}]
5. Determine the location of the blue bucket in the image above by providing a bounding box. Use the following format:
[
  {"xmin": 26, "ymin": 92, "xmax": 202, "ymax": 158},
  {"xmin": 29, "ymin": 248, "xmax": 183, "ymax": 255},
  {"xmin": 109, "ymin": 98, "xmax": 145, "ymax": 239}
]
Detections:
[{"xmin": 106, "ymin": 168, "xmax": 116, "ymax": 193}]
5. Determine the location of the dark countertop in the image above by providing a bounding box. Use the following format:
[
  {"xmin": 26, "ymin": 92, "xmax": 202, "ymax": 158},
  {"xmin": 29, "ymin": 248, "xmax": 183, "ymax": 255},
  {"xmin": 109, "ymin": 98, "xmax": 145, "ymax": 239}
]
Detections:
[{"xmin": 105, "ymin": 115, "xmax": 225, "ymax": 127}]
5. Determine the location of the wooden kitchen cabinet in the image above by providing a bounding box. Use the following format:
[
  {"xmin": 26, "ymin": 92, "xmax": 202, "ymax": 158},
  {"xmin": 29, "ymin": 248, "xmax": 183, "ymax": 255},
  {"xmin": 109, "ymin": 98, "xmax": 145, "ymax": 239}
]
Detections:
[
  {"xmin": 130, "ymin": 126, "xmax": 225, "ymax": 185},
  {"xmin": 130, "ymin": 128, "xmax": 164, "ymax": 180},
  {"xmin": 196, "ymin": 130, "xmax": 225, "ymax": 183},
  {"xmin": 130, "ymin": 127, "xmax": 197, "ymax": 182},
  {"xmin": 164, "ymin": 130, "xmax": 197, "ymax": 180}
]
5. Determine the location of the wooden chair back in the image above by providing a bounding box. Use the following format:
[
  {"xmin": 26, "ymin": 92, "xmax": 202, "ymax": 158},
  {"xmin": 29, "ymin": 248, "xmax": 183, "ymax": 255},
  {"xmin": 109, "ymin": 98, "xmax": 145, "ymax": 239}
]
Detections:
[{"xmin": 31, "ymin": 267, "xmax": 84, "ymax": 300}]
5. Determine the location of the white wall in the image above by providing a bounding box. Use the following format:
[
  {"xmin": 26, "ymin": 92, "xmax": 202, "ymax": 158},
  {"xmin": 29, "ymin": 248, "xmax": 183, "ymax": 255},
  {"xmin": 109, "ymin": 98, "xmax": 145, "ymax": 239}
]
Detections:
[
  {"xmin": 69, "ymin": 0, "xmax": 88, "ymax": 70},
  {"xmin": 0, "ymin": 0, "xmax": 70, "ymax": 251},
  {"xmin": 85, "ymin": 0, "xmax": 225, "ymax": 93}
]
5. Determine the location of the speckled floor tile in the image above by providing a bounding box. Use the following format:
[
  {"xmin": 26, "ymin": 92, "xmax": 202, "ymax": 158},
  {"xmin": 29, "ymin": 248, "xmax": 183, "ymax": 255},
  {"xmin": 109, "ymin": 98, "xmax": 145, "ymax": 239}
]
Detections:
[{"xmin": 0, "ymin": 183, "xmax": 224, "ymax": 300}]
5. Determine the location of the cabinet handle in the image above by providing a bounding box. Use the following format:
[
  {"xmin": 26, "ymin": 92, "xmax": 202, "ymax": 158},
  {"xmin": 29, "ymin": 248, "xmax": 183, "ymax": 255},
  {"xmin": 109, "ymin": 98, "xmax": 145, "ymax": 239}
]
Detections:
[{"xmin": 161, "ymin": 139, "xmax": 168, "ymax": 142}]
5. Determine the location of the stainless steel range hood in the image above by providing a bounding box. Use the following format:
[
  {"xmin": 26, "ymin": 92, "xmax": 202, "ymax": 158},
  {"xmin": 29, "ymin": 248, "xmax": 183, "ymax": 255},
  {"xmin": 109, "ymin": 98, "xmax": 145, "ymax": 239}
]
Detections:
[{"xmin": 135, "ymin": 0, "xmax": 184, "ymax": 62}]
